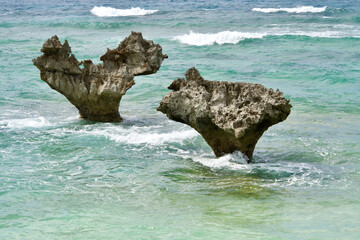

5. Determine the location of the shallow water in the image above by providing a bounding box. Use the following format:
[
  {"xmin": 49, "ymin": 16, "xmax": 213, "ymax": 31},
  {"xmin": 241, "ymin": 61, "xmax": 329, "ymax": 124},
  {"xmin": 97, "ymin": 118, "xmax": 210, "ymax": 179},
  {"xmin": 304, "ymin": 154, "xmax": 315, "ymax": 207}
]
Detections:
[{"xmin": 1, "ymin": 0, "xmax": 360, "ymax": 239}]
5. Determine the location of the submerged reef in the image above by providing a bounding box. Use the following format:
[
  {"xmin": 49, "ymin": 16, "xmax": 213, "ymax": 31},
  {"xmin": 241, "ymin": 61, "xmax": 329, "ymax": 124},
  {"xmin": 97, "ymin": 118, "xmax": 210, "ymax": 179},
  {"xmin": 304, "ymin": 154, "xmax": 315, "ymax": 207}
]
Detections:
[
  {"xmin": 157, "ymin": 68, "xmax": 292, "ymax": 162},
  {"xmin": 33, "ymin": 32, "xmax": 167, "ymax": 122}
]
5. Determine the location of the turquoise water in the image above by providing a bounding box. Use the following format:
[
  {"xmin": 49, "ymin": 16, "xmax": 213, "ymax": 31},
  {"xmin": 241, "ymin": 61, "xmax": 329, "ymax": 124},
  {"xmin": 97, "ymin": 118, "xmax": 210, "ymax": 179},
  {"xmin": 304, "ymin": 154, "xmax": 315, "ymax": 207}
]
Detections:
[{"xmin": 1, "ymin": 0, "xmax": 360, "ymax": 239}]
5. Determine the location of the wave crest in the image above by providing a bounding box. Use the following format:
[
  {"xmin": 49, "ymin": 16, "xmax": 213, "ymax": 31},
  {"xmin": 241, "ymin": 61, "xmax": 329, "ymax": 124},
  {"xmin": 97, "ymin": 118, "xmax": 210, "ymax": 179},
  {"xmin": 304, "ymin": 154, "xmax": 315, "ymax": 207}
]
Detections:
[
  {"xmin": 252, "ymin": 6, "xmax": 327, "ymax": 13},
  {"xmin": 173, "ymin": 30, "xmax": 360, "ymax": 46},
  {"xmin": 90, "ymin": 6, "xmax": 158, "ymax": 17},
  {"xmin": 173, "ymin": 31, "xmax": 267, "ymax": 46}
]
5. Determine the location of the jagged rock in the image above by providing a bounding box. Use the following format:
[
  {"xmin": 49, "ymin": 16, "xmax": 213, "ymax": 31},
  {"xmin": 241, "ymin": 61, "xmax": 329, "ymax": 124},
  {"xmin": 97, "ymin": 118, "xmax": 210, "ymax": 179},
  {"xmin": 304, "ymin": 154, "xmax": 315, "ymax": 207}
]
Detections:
[
  {"xmin": 33, "ymin": 32, "xmax": 167, "ymax": 122},
  {"xmin": 157, "ymin": 68, "xmax": 292, "ymax": 162}
]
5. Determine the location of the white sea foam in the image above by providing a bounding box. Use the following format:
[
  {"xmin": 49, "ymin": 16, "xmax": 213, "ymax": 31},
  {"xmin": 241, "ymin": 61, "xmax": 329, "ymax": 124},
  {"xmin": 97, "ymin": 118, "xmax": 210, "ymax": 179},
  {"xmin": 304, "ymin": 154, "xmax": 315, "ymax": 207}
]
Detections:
[
  {"xmin": 0, "ymin": 117, "xmax": 51, "ymax": 129},
  {"xmin": 105, "ymin": 129, "xmax": 198, "ymax": 145},
  {"xmin": 90, "ymin": 6, "xmax": 158, "ymax": 17},
  {"xmin": 192, "ymin": 152, "xmax": 331, "ymax": 187},
  {"xmin": 252, "ymin": 6, "xmax": 327, "ymax": 13},
  {"xmin": 174, "ymin": 29, "xmax": 360, "ymax": 46},
  {"xmin": 85, "ymin": 125, "xmax": 199, "ymax": 145},
  {"xmin": 193, "ymin": 151, "xmax": 249, "ymax": 169},
  {"xmin": 173, "ymin": 31, "xmax": 267, "ymax": 46}
]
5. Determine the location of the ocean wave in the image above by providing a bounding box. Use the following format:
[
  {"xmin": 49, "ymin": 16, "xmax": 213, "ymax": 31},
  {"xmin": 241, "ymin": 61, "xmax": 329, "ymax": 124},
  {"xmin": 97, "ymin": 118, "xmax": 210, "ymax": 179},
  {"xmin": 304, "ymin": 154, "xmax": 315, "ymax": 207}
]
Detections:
[
  {"xmin": 173, "ymin": 31, "xmax": 267, "ymax": 46},
  {"xmin": 90, "ymin": 6, "xmax": 158, "ymax": 17},
  {"xmin": 0, "ymin": 117, "xmax": 51, "ymax": 129},
  {"xmin": 252, "ymin": 6, "xmax": 327, "ymax": 13},
  {"xmin": 174, "ymin": 30, "xmax": 360, "ymax": 46}
]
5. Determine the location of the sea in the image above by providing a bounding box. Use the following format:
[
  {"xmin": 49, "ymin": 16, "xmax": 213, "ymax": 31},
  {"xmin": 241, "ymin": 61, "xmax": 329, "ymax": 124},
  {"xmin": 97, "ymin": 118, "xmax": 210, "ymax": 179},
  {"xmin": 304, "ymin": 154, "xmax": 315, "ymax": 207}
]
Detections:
[{"xmin": 0, "ymin": 0, "xmax": 359, "ymax": 239}]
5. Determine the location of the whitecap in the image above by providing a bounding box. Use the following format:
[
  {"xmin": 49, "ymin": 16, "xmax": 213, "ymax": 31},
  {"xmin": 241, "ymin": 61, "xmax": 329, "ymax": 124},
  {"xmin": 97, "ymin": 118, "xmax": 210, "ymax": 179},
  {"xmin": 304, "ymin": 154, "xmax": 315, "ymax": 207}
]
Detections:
[
  {"xmin": 173, "ymin": 30, "xmax": 360, "ymax": 46},
  {"xmin": 0, "ymin": 117, "xmax": 51, "ymax": 129},
  {"xmin": 90, "ymin": 6, "xmax": 158, "ymax": 17},
  {"xmin": 252, "ymin": 6, "xmax": 327, "ymax": 13},
  {"xmin": 173, "ymin": 31, "xmax": 267, "ymax": 46}
]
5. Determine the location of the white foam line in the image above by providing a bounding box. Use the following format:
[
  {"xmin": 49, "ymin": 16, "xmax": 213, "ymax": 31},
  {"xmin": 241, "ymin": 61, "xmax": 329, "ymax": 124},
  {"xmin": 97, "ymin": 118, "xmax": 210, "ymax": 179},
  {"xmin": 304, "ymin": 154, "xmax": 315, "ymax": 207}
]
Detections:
[
  {"xmin": 90, "ymin": 6, "xmax": 158, "ymax": 17},
  {"xmin": 252, "ymin": 6, "xmax": 327, "ymax": 13},
  {"xmin": 0, "ymin": 117, "xmax": 51, "ymax": 129},
  {"xmin": 60, "ymin": 124, "xmax": 200, "ymax": 145},
  {"xmin": 103, "ymin": 128, "xmax": 198, "ymax": 145},
  {"xmin": 173, "ymin": 31, "xmax": 267, "ymax": 46},
  {"xmin": 173, "ymin": 29, "xmax": 360, "ymax": 46}
]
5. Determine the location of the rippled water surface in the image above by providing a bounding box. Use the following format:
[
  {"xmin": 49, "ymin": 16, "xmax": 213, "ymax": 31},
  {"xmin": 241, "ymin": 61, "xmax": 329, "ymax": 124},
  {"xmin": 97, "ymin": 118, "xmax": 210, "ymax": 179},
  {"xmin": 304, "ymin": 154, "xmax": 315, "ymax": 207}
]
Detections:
[{"xmin": 1, "ymin": 0, "xmax": 360, "ymax": 239}]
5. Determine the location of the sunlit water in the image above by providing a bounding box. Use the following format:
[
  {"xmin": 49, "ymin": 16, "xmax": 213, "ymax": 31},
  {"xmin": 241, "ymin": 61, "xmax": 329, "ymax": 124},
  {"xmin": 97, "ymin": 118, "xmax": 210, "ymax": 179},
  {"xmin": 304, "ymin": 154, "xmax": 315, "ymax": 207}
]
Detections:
[{"xmin": 1, "ymin": 0, "xmax": 360, "ymax": 239}]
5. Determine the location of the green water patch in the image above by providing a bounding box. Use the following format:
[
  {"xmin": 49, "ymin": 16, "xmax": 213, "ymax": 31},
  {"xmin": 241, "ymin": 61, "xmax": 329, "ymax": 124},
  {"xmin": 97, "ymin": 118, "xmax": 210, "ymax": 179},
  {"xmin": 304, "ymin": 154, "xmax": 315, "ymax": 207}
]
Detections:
[
  {"xmin": 0, "ymin": 22, "xmax": 15, "ymax": 28},
  {"xmin": 0, "ymin": 38, "xmax": 31, "ymax": 44},
  {"xmin": 264, "ymin": 34, "xmax": 360, "ymax": 44},
  {"xmin": 159, "ymin": 164, "xmax": 279, "ymax": 199},
  {"xmin": 352, "ymin": 16, "xmax": 360, "ymax": 23}
]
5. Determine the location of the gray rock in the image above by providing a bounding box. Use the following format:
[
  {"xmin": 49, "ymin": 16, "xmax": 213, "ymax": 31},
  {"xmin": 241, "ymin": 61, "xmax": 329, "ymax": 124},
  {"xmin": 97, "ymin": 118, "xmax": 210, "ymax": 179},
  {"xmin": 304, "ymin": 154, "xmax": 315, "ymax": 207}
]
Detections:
[
  {"xmin": 33, "ymin": 32, "xmax": 167, "ymax": 122},
  {"xmin": 157, "ymin": 68, "xmax": 292, "ymax": 162}
]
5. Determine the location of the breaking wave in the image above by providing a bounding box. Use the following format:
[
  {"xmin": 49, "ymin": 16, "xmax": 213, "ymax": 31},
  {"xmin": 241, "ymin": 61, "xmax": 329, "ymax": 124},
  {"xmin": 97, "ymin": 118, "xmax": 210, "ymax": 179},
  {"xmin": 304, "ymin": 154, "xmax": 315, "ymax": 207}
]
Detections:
[
  {"xmin": 90, "ymin": 6, "xmax": 158, "ymax": 17},
  {"xmin": 252, "ymin": 6, "xmax": 327, "ymax": 13},
  {"xmin": 174, "ymin": 30, "xmax": 360, "ymax": 46},
  {"xmin": 173, "ymin": 31, "xmax": 267, "ymax": 46}
]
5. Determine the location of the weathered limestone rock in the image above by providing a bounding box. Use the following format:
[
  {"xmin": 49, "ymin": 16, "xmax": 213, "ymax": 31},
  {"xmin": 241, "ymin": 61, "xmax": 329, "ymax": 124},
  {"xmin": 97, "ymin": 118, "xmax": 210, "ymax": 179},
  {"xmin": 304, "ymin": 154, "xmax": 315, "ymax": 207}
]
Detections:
[
  {"xmin": 33, "ymin": 32, "xmax": 167, "ymax": 122},
  {"xmin": 157, "ymin": 68, "xmax": 292, "ymax": 162}
]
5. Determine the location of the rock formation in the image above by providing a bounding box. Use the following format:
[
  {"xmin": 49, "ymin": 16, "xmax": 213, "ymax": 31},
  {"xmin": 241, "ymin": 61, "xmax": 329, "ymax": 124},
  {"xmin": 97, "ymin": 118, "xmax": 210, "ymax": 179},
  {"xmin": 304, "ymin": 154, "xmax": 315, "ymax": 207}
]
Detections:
[
  {"xmin": 157, "ymin": 68, "xmax": 292, "ymax": 162},
  {"xmin": 33, "ymin": 32, "xmax": 167, "ymax": 122}
]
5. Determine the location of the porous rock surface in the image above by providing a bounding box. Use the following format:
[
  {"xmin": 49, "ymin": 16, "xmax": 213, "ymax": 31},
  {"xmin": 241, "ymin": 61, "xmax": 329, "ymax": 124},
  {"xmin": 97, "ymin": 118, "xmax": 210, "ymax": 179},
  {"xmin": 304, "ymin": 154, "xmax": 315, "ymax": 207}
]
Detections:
[
  {"xmin": 33, "ymin": 32, "xmax": 167, "ymax": 122},
  {"xmin": 157, "ymin": 68, "xmax": 292, "ymax": 162}
]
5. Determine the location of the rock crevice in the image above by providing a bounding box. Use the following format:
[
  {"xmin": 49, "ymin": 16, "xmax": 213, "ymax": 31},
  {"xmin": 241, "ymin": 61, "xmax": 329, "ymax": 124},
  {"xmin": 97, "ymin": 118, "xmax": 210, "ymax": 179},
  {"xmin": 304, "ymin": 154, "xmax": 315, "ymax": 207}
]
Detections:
[
  {"xmin": 157, "ymin": 68, "xmax": 292, "ymax": 162},
  {"xmin": 33, "ymin": 32, "xmax": 167, "ymax": 122}
]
